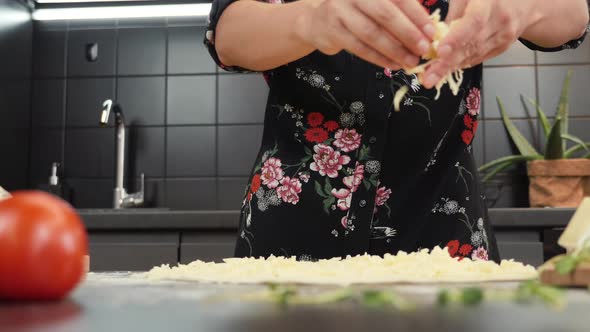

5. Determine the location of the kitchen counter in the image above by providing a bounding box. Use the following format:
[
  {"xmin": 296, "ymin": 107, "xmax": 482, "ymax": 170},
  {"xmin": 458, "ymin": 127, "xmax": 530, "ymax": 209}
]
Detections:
[
  {"xmin": 80, "ymin": 208, "xmax": 575, "ymax": 230},
  {"xmin": 1, "ymin": 273, "xmax": 589, "ymax": 332}
]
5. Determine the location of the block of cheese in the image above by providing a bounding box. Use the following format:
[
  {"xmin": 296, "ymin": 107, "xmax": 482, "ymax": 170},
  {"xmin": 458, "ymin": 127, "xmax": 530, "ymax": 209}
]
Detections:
[{"xmin": 558, "ymin": 197, "xmax": 590, "ymax": 253}]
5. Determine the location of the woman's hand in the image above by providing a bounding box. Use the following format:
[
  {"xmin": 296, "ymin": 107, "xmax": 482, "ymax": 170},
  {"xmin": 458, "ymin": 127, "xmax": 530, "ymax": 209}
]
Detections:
[
  {"xmin": 421, "ymin": 0, "xmax": 535, "ymax": 88},
  {"xmin": 294, "ymin": 0, "xmax": 436, "ymax": 70}
]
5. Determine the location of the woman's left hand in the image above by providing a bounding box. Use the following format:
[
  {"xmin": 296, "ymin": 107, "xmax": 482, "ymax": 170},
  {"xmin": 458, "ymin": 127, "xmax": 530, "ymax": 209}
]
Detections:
[{"xmin": 421, "ymin": 0, "xmax": 535, "ymax": 88}]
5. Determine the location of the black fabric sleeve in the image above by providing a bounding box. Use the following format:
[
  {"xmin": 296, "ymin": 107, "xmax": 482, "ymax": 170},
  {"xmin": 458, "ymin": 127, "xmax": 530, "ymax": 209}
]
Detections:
[
  {"xmin": 519, "ymin": 22, "xmax": 589, "ymax": 52},
  {"xmin": 204, "ymin": 0, "xmax": 254, "ymax": 73}
]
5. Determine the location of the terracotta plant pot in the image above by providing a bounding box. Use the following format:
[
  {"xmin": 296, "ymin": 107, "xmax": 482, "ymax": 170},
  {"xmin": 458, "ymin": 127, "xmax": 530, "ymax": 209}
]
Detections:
[{"xmin": 527, "ymin": 159, "xmax": 590, "ymax": 208}]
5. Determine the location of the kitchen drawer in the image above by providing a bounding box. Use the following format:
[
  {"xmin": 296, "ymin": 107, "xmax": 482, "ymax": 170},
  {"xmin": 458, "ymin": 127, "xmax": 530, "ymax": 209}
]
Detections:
[
  {"xmin": 180, "ymin": 232, "xmax": 236, "ymax": 263},
  {"xmin": 497, "ymin": 241, "xmax": 544, "ymax": 267},
  {"xmin": 88, "ymin": 232, "xmax": 180, "ymax": 271}
]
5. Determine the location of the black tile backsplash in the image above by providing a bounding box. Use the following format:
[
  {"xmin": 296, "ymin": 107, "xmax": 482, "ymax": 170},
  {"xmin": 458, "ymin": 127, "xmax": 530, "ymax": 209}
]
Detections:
[
  {"xmin": 65, "ymin": 128, "xmax": 115, "ymax": 178},
  {"xmin": 16, "ymin": 17, "xmax": 590, "ymax": 210},
  {"xmin": 67, "ymin": 29, "xmax": 117, "ymax": 77},
  {"xmin": 117, "ymin": 28, "xmax": 166, "ymax": 75},
  {"xmin": 117, "ymin": 77, "xmax": 166, "ymax": 126},
  {"xmin": 0, "ymin": 79, "xmax": 31, "ymax": 129},
  {"xmin": 167, "ymin": 76, "xmax": 216, "ymax": 125},
  {"xmin": 168, "ymin": 26, "xmax": 216, "ymax": 74},
  {"xmin": 0, "ymin": 128, "xmax": 29, "ymax": 190},
  {"xmin": 33, "ymin": 29, "xmax": 66, "ymax": 78},
  {"xmin": 66, "ymin": 78, "xmax": 115, "ymax": 127},
  {"xmin": 166, "ymin": 126, "xmax": 216, "ymax": 177},
  {"xmin": 32, "ymin": 79, "xmax": 65, "ymax": 128}
]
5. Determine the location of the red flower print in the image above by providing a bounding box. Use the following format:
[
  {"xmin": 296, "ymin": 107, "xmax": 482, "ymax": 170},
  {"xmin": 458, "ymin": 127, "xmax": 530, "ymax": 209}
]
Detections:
[
  {"xmin": 466, "ymin": 87, "xmax": 481, "ymax": 116},
  {"xmin": 333, "ymin": 128, "xmax": 362, "ymax": 152},
  {"xmin": 471, "ymin": 247, "xmax": 489, "ymax": 261},
  {"xmin": 472, "ymin": 120, "xmax": 479, "ymax": 135},
  {"xmin": 307, "ymin": 112, "xmax": 324, "ymax": 127},
  {"xmin": 276, "ymin": 176, "xmax": 302, "ymax": 205},
  {"xmin": 261, "ymin": 157, "xmax": 284, "ymax": 189},
  {"xmin": 247, "ymin": 192, "xmax": 252, "ymax": 201},
  {"xmin": 446, "ymin": 240, "xmax": 460, "ymax": 257},
  {"xmin": 423, "ymin": 0, "xmax": 437, "ymax": 6},
  {"xmin": 459, "ymin": 244, "xmax": 473, "ymax": 257},
  {"xmin": 384, "ymin": 68, "xmax": 393, "ymax": 78},
  {"xmin": 343, "ymin": 162, "xmax": 364, "ymax": 192},
  {"xmin": 463, "ymin": 114, "xmax": 473, "ymax": 129},
  {"xmin": 331, "ymin": 188, "xmax": 352, "ymax": 211},
  {"xmin": 309, "ymin": 144, "xmax": 351, "ymax": 178},
  {"xmin": 323, "ymin": 120, "xmax": 339, "ymax": 132},
  {"xmin": 251, "ymin": 174, "xmax": 261, "ymax": 193},
  {"xmin": 461, "ymin": 130, "xmax": 474, "ymax": 145},
  {"xmin": 304, "ymin": 127, "xmax": 329, "ymax": 143},
  {"xmin": 375, "ymin": 186, "xmax": 392, "ymax": 206}
]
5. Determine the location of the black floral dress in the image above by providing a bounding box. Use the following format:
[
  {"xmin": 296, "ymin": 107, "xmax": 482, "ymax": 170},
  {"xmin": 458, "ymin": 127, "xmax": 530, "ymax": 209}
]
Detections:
[{"xmin": 205, "ymin": 0, "xmax": 587, "ymax": 262}]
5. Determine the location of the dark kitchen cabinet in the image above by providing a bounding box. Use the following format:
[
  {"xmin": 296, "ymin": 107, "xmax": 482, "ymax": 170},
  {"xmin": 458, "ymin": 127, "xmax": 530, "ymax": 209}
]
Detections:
[
  {"xmin": 89, "ymin": 232, "xmax": 180, "ymax": 271},
  {"xmin": 180, "ymin": 232, "xmax": 235, "ymax": 263}
]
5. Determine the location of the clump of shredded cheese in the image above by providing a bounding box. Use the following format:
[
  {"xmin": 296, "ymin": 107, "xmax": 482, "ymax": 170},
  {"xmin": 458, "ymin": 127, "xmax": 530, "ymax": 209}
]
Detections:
[
  {"xmin": 394, "ymin": 9, "xmax": 464, "ymax": 111},
  {"xmin": 142, "ymin": 246, "xmax": 537, "ymax": 285}
]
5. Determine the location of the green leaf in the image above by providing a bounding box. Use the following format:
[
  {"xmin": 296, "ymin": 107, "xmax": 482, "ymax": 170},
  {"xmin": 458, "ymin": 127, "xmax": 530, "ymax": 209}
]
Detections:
[
  {"xmin": 524, "ymin": 96, "xmax": 551, "ymax": 138},
  {"xmin": 562, "ymin": 134, "xmax": 590, "ymax": 153},
  {"xmin": 556, "ymin": 70, "xmax": 572, "ymax": 144},
  {"xmin": 478, "ymin": 155, "xmax": 538, "ymax": 173},
  {"xmin": 565, "ymin": 142, "xmax": 590, "ymax": 158},
  {"xmin": 437, "ymin": 289, "xmax": 451, "ymax": 307},
  {"xmin": 304, "ymin": 145, "xmax": 312, "ymax": 157},
  {"xmin": 497, "ymin": 97, "xmax": 540, "ymax": 157},
  {"xmin": 323, "ymin": 196, "xmax": 335, "ymax": 214},
  {"xmin": 584, "ymin": 151, "xmax": 590, "ymax": 159},
  {"xmin": 363, "ymin": 179, "xmax": 371, "ymax": 190},
  {"xmin": 545, "ymin": 117, "xmax": 564, "ymax": 160},
  {"xmin": 555, "ymin": 256, "xmax": 579, "ymax": 275},
  {"xmin": 480, "ymin": 160, "xmax": 517, "ymax": 183},
  {"xmin": 358, "ymin": 145, "xmax": 371, "ymax": 161},
  {"xmin": 314, "ymin": 181, "xmax": 328, "ymax": 198},
  {"xmin": 324, "ymin": 179, "xmax": 333, "ymax": 195},
  {"xmin": 461, "ymin": 288, "xmax": 484, "ymax": 306}
]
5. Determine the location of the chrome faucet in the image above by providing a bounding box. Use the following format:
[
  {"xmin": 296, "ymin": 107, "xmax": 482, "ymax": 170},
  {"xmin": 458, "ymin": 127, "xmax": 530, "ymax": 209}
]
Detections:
[{"xmin": 100, "ymin": 99, "xmax": 144, "ymax": 209}]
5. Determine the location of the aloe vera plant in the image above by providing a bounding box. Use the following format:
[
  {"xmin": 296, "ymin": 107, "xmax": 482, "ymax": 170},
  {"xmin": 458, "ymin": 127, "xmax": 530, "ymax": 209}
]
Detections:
[{"xmin": 479, "ymin": 70, "xmax": 590, "ymax": 182}]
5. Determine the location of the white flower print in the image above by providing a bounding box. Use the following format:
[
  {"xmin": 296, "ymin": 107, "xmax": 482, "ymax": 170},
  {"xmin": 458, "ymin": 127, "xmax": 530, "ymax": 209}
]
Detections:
[
  {"xmin": 297, "ymin": 172, "xmax": 310, "ymax": 183},
  {"xmin": 339, "ymin": 113, "xmax": 355, "ymax": 128},
  {"xmin": 308, "ymin": 73, "xmax": 326, "ymax": 88},
  {"xmin": 371, "ymin": 226, "xmax": 397, "ymax": 239},
  {"xmin": 331, "ymin": 188, "xmax": 352, "ymax": 211},
  {"xmin": 265, "ymin": 189, "xmax": 281, "ymax": 206},
  {"xmin": 333, "ymin": 128, "xmax": 362, "ymax": 152},
  {"xmin": 257, "ymin": 198, "xmax": 269, "ymax": 211},
  {"xmin": 471, "ymin": 231, "xmax": 484, "ymax": 247},
  {"xmin": 410, "ymin": 76, "xmax": 421, "ymax": 92},
  {"xmin": 309, "ymin": 144, "xmax": 351, "ymax": 178},
  {"xmin": 365, "ymin": 160, "xmax": 381, "ymax": 174},
  {"xmin": 442, "ymin": 200, "xmax": 459, "ymax": 215},
  {"xmin": 349, "ymin": 101, "xmax": 364, "ymax": 113},
  {"xmin": 477, "ymin": 218, "xmax": 484, "ymax": 230},
  {"xmin": 471, "ymin": 247, "xmax": 489, "ymax": 261},
  {"xmin": 404, "ymin": 98, "xmax": 413, "ymax": 106},
  {"xmin": 331, "ymin": 229, "xmax": 339, "ymax": 237}
]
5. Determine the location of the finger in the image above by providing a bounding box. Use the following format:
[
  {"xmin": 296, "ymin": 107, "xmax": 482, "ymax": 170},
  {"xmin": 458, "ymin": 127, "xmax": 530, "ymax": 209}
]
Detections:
[
  {"xmin": 397, "ymin": 0, "xmax": 438, "ymax": 39},
  {"xmin": 445, "ymin": 0, "xmax": 469, "ymax": 23},
  {"xmin": 355, "ymin": 0, "xmax": 432, "ymax": 57},
  {"xmin": 331, "ymin": 22, "xmax": 403, "ymax": 69},
  {"xmin": 338, "ymin": 5, "xmax": 420, "ymax": 67},
  {"xmin": 437, "ymin": 0, "xmax": 492, "ymax": 61},
  {"xmin": 462, "ymin": 33, "xmax": 512, "ymax": 67}
]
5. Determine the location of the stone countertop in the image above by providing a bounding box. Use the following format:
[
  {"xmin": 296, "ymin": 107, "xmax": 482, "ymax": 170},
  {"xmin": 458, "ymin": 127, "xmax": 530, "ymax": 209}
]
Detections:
[
  {"xmin": 79, "ymin": 208, "xmax": 575, "ymax": 231},
  {"xmin": 1, "ymin": 273, "xmax": 589, "ymax": 332}
]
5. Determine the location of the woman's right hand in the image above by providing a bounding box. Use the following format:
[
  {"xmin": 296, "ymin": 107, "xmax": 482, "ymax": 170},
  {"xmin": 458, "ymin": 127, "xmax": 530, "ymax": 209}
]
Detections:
[{"xmin": 295, "ymin": 0, "xmax": 436, "ymax": 70}]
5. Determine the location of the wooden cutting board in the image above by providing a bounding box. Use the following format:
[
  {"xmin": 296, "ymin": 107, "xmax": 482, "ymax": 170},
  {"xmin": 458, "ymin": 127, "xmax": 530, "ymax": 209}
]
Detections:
[{"xmin": 539, "ymin": 257, "xmax": 590, "ymax": 287}]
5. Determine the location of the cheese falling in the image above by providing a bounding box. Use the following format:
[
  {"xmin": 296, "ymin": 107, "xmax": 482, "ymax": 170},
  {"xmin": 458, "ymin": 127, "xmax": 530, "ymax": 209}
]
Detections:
[
  {"xmin": 394, "ymin": 9, "xmax": 464, "ymax": 111},
  {"xmin": 142, "ymin": 246, "xmax": 537, "ymax": 285}
]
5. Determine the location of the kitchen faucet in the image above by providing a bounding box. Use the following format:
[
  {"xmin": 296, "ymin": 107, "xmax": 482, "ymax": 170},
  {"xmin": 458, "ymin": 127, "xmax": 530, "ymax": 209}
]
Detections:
[{"xmin": 100, "ymin": 99, "xmax": 144, "ymax": 209}]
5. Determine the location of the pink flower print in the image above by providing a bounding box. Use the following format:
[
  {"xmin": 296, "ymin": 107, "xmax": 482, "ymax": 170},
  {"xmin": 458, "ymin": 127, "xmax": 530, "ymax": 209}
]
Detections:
[
  {"xmin": 331, "ymin": 188, "xmax": 352, "ymax": 211},
  {"xmin": 276, "ymin": 176, "xmax": 302, "ymax": 205},
  {"xmin": 341, "ymin": 215, "xmax": 349, "ymax": 229},
  {"xmin": 384, "ymin": 68, "xmax": 393, "ymax": 78},
  {"xmin": 333, "ymin": 128, "xmax": 362, "ymax": 152},
  {"xmin": 343, "ymin": 163, "xmax": 364, "ymax": 192},
  {"xmin": 309, "ymin": 144, "xmax": 351, "ymax": 178},
  {"xmin": 261, "ymin": 157, "xmax": 284, "ymax": 189},
  {"xmin": 375, "ymin": 186, "xmax": 392, "ymax": 206},
  {"xmin": 298, "ymin": 172, "xmax": 310, "ymax": 183},
  {"xmin": 471, "ymin": 247, "xmax": 489, "ymax": 261},
  {"xmin": 466, "ymin": 87, "xmax": 481, "ymax": 116}
]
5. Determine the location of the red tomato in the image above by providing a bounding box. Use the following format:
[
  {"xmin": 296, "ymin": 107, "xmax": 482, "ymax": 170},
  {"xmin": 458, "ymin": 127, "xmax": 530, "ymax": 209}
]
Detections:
[{"xmin": 0, "ymin": 191, "xmax": 88, "ymax": 301}]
